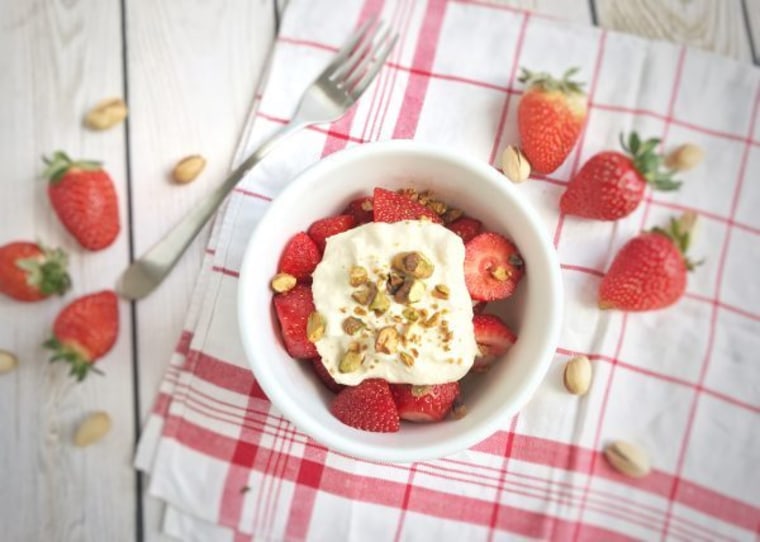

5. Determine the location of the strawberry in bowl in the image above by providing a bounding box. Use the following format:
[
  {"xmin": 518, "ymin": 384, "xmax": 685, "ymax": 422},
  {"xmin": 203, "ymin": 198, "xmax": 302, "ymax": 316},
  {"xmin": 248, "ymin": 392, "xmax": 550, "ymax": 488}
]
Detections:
[{"xmin": 238, "ymin": 141, "xmax": 562, "ymax": 462}]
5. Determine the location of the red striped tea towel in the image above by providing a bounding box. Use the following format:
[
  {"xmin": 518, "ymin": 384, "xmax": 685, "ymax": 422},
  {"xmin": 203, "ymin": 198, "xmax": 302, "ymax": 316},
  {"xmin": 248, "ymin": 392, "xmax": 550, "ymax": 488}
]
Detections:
[{"xmin": 136, "ymin": 1, "xmax": 760, "ymax": 540}]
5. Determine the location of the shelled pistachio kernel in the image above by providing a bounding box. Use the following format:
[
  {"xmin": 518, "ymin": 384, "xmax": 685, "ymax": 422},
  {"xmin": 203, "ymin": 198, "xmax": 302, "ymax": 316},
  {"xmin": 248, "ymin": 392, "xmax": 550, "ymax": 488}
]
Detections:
[
  {"xmin": 73, "ymin": 411, "xmax": 111, "ymax": 447},
  {"xmin": 342, "ymin": 316, "xmax": 364, "ymax": 335},
  {"xmin": 375, "ymin": 326, "xmax": 399, "ymax": 355},
  {"xmin": 306, "ymin": 312, "xmax": 325, "ymax": 342},
  {"xmin": 665, "ymin": 143, "xmax": 703, "ymax": 171},
  {"xmin": 270, "ymin": 272, "xmax": 297, "ymax": 293},
  {"xmin": 0, "ymin": 350, "xmax": 18, "ymax": 374},
  {"xmin": 603, "ymin": 440, "xmax": 650, "ymax": 478},
  {"xmin": 402, "ymin": 307, "xmax": 419, "ymax": 322},
  {"xmin": 84, "ymin": 98, "xmax": 127, "ymax": 130},
  {"xmin": 172, "ymin": 155, "xmax": 207, "ymax": 184},
  {"xmin": 392, "ymin": 251, "xmax": 434, "ymax": 279},
  {"xmin": 563, "ymin": 355, "xmax": 591, "ymax": 395},
  {"xmin": 339, "ymin": 343, "xmax": 364, "ymax": 373},
  {"xmin": 349, "ymin": 265, "xmax": 368, "ymax": 287},
  {"xmin": 501, "ymin": 145, "xmax": 531, "ymax": 183}
]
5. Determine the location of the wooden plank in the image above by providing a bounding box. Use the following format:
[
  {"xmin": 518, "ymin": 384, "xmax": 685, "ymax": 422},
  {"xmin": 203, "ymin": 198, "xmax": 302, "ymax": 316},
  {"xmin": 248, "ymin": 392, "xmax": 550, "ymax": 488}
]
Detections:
[
  {"xmin": 595, "ymin": 0, "xmax": 753, "ymax": 61},
  {"xmin": 495, "ymin": 0, "xmax": 593, "ymax": 23},
  {"xmin": 742, "ymin": 0, "xmax": 760, "ymax": 64},
  {"xmin": 124, "ymin": 0, "xmax": 277, "ymax": 538},
  {"xmin": 0, "ymin": 0, "xmax": 135, "ymax": 540}
]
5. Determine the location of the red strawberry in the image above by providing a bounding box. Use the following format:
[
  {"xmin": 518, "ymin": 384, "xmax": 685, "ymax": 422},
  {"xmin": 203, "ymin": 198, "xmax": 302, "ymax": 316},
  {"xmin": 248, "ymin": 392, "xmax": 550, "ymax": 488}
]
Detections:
[
  {"xmin": 307, "ymin": 214, "xmax": 356, "ymax": 253},
  {"xmin": 278, "ymin": 232, "xmax": 321, "ymax": 281},
  {"xmin": 273, "ymin": 285, "xmax": 319, "ymax": 358},
  {"xmin": 0, "ymin": 242, "xmax": 71, "ymax": 301},
  {"xmin": 330, "ymin": 379, "xmax": 400, "ymax": 432},
  {"xmin": 43, "ymin": 151, "xmax": 120, "ymax": 250},
  {"xmin": 472, "ymin": 314, "xmax": 517, "ymax": 372},
  {"xmin": 518, "ymin": 67, "xmax": 587, "ymax": 174},
  {"xmin": 464, "ymin": 232, "xmax": 525, "ymax": 301},
  {"xmin": 44, "ymin": 290, "xmax": 119, "ymax": 381},
  {"xmin": 344, "ymin": 196, "xmax": 374, "ymax": 225},
  {"xmin": 389, "ymin": 382, "xmax": 460, "ymax": 422},
  {"xmin": 372, "ymin": 187, "xmax": 442, "ymax": 224},
  {"xmin": 560, "ymin": 133, "xmax": 681, "ymax": 220},
  {"xmin": 311, "ymin": 357, "xmax": 345, "ymax": 394},
  {"xmin": 599, "ymin": 213, "xmax": 697, "ymax": 311},
  {"xmin": 447, "ymin": 217, "xmax": 483, "ymax": 243}
]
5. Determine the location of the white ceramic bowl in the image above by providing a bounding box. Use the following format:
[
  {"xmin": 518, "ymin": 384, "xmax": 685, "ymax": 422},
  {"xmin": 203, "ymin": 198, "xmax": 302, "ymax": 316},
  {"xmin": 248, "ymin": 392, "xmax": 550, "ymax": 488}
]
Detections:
[{"xmin": 238, "ymin": 140, "xmax": 562, "ymax": 463}]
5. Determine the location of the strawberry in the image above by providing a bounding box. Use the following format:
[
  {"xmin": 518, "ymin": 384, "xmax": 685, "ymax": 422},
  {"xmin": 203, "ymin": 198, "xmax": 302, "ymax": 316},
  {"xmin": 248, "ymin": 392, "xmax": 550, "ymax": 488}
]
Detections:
[
  {"xmin": 278, "ymin": 232, "xmax": 321, "ymax": 281},
  {"xmin": 311, "ymin": 357, "xmax": 345, "ymax": 394},
  {"xmin": 0, "ymin": 241, "xmax": 71, "ymax": 301},
  {"xmin": 560, "ymin": 132, "xmax": 681, "ymax": 220},
  {"xmin": 518, "ymin": 67, "xmax": 587, "ymax": 174},
  {"xmin": 472, "ymin": 314, "xmax": 517, "ymax": 372},
  {"xmin": 372, "ymin": 187, "xmax": 443, "ymax": 224},
  {"xmin": 447, "ymin": 217, "xmax": 482, "ymax": 243},
  {"xmin": 472, "ymin": 301, "xmax": 487, "ymax": 315},
  {"xmin": 599, "ymin": 213, "xmax": 698, "ymax": 311},
  {"xmin": 43, "ymin": 151, "xmax": 120, "ymax": 251},
  {"xmin": 307, "ymin": 214, "xmax": 356, "ymax": 254},
  {"xmin": 464, "ymin": 232, "xmax": 525, "ymax": 301},
  {"xmin": 273, "ymin": 284, "xmax": 319, "ymax": 358},
  {"xmin": 44, "ymin": 290, "xmax": 119, "ymax": 381},
  {"xmin": 330, "ymin": 378, "xmax": 400, "ymax": 432},
  {"xmin": 343, "ymin": 196, "xmax": 374, "ymax": 225},
  {"xmin": 389, "ymin": 382, "xmax": 460, "ymax": 422}
]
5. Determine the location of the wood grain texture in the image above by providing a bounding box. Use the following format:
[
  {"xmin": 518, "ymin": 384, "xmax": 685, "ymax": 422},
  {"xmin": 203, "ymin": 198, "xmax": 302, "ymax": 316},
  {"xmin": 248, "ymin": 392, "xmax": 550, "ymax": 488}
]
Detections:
[
  {"xmin": 596, "ymin": 0, "xmax": 753, "ymax": 61},
  {"xmin": 494, "ymin": 0, "xmax": 593, "ymax": 23},
  {"xmin": 0, "ymin": 0, "xmax": 135, "ymax": 540},
  {"xmin": 124, "ymin": 1, "xmax": 276, "ymax": 539},
  {"xmin": 743, "ymin": 0, "xmax": 760, "ymax": 63}
]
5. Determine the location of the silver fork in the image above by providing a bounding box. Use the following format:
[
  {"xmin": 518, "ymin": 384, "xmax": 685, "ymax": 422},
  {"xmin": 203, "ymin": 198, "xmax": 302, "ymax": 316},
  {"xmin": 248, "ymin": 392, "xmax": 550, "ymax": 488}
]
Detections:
[{"xmin": 116, "ymin": 19, "xmax": 398, "ymax": 300}]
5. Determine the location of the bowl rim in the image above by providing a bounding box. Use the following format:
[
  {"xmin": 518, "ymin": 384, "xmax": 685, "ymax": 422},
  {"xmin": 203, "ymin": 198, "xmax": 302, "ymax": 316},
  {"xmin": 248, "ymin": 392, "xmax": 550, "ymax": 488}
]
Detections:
[{"xmin": 237, "ymin": 140, "xmax": 563, "ymax": 463}]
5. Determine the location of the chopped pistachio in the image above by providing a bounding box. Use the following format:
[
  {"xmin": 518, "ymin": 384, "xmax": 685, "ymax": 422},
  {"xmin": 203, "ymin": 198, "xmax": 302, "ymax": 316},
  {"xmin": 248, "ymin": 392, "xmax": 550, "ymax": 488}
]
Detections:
[
  {"xmin": 339, "ymin": 349, "xmax": 364, "ymax": 373},
  {"xmin": 442, "ymin": 208, "xmax": 463, "ymax": 224},
  {"xmin": 270, "ymin": 273, "xmax": 297, "ymax": 293},
  {"xmin": 427, "ymin": 200, "xmax": 447, "ymax": 215},
  {"xmin": 375, "ymin": 326, "xmax": 399, "ymax": 355},
  {"xmin": 306, "ymin": 312, "xmax": 325, "ymax": 342},
  {"xmin": 432, "ymin": 284, "xmax": 450, "ymax": 300},
  {"xmin": 402, "ymin": 307, "xmax": 419, "ymax": 322},
  {"xmin": 399, "ymin": 352, "xmax": 414, "ymax": 367},
  {"xmin": 342, "ymin": 317, "xmax": 364, "ymax": 335},
  {"xmin": 352, "ymin": 282, "xmax": 377, "ymax": 305},
  {"xmin": 386, "ymin": 271, "xmax": 405, "ymax": 294},
  {"xmin": 407, "ymin": 280, "xmax": 425, "ymax": 304},
  {"xmin": 369, "ymin": 289, "xmax": 391, "ymax": 315},
  {"xmin": 411, "ymin": 385, "xmax": 430, "ymax": 397},
  {"xmin": 392, "ymin": 251, "xmax": 434, "ymax": 279},
  {"xmin": 349, "ymin": 265, "xmax": 368, "ymax": 286}
]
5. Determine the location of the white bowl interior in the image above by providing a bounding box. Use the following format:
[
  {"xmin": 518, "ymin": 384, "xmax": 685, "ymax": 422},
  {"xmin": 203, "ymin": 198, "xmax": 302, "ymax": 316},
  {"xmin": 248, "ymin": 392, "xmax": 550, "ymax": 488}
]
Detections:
[{"xmin": 238, "ymin": 141, "xmax": 562, "ymax": 462}]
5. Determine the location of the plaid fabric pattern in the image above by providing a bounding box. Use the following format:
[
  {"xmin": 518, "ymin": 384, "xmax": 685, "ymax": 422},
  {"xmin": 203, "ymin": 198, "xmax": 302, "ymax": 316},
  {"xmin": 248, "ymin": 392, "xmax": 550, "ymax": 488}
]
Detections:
[{"xmin": 136, "ymin": 1, "xmax": 760, "ymax": 540}]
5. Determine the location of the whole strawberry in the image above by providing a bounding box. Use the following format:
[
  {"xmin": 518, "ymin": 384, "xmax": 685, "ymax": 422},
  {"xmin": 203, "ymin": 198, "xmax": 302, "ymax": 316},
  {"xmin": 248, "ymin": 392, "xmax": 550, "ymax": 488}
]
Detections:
[
  {"xmin": 43, "ymin": 151, "xmax": 120, "ymax": 250},
  {"xmin": 44, "ymin": 290, "xmax": 119, "ymax": 381},
  {"xmin": 599, "ymin": 213, "xmax": 698, "ymax": 311},
  {"xmin": 518, "ymin": 67, "xmax": 587, "ymax": 174},
  {"xmin": 561, "ymin": 133, "xmax": 681, "ymax": 220},
  {"xmin": 0, "ymin": 241, "xmax": 71, "ymax": 301}
]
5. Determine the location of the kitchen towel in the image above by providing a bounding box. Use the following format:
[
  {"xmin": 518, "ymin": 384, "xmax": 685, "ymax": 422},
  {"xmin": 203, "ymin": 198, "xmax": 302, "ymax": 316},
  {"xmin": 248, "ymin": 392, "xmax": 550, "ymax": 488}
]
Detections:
[{"xmin": 136, "ymin": 1, "xmax": 760, "ymax": 540}]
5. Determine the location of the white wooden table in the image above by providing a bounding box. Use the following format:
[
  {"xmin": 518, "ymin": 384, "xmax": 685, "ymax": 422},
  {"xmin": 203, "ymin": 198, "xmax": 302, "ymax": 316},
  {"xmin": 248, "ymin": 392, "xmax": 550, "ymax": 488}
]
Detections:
[{"xmin": 1, "ymin": 1, "xmax": 758, "ymax": 540}]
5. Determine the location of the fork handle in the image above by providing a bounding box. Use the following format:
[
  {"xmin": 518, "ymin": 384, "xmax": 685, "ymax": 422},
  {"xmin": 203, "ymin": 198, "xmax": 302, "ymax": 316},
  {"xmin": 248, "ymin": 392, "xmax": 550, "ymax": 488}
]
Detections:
[{"xmin": 116, "ymin": 120, "xmax": 306, "ymax": 300}]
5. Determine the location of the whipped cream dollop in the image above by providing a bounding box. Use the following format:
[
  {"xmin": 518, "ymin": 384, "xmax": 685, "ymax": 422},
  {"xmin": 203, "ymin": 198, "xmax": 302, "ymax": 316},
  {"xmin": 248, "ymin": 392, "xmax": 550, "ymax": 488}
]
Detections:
[{"xmin": 311, "ymin": 220, "xmax": 478, "ymax": 385}]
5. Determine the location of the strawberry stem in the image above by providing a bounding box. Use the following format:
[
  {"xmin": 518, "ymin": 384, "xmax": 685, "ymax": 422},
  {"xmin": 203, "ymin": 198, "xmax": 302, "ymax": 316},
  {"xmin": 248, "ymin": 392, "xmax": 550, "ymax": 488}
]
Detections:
[
  {"xmin": 518, "ymin": 66, "xmax": 585, "ymax": 95},
  {"xmin": 44, "ymin": 337, "xmax": 101, "ymax": 381},
  {"xmin": 651, "ymin": 212, "xmax": 702, "ymax": 271},
  {"xmin": 619, "ymin": 132, "xmax": 682, "ymax": 191},
  {"xmin": 15, "ymin": 243, "xmax": 71, "ymax": 296},
  {"xmin": 42, "ymin": 151, "xmax": 102, "ymax": 183}
]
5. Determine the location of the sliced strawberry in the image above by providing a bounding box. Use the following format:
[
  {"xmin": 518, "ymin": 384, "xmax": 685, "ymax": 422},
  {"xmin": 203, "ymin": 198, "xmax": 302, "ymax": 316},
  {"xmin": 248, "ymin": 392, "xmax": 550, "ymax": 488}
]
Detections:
[
  {"xmin": 278, "ymin": 232, "xmax": 321, "ymax": 281},
  {"xmin": 307, "ymin": 214, "xmax": 356, "ymax": 254},
  {"xmin": 464, "ymin": 232, "xmax": 524, "ymax": 300},
  {"xmin": 311, "ymin": 357, "xmax": 345, "ymax": 394},
  {"xmin": 273, "ymin": 285, "xmax": 318, "ymax": 358},
  {"xmin": 472, "ymin": 314, "xmax": 517, "ymax": 372},
  {"xmin": 389, "ymin": 382, "xmax": 460, "ymax": 422},
  {"xmin": 372, "ymin": 187, "xmax": 443, "ymax": 224},
  {"xmin": 330, "ymin": 379, "xmax": 400, "ymax": 432},
  {"xmin": 447, "ymin": 217, "xmax": 482, "ymax": 243},
  {"xmin": 344, "ymin": 196, "xmax": 374, "ymax": 225}
]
